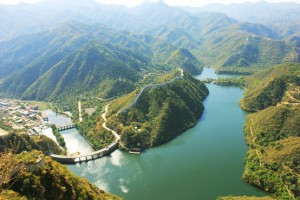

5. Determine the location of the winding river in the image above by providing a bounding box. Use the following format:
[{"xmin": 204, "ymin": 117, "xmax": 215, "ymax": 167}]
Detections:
[{"xmin": 67, "ymin": 68, "xmax": 266, "ymax": 199}]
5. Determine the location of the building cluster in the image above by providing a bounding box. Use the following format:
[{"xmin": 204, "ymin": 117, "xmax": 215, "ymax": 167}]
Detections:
[{"xmin": 0, "ymin": 99, "xmax": 46, "ymax": 134}]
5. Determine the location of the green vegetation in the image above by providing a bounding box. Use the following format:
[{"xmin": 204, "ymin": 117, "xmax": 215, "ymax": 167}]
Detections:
[
  {"xmin": 0, "ymin": 21, "xmax": 204, "ymax": 107},
  {"xmin": 1, "ymin": 12, "xmax": 298, "ymax": 106},
  {"xmin": 0, "ymin": 133, "xmax": 63, "ymax": 155},
  {"xmin": 0, "ymin": 119, "xmax": 11, "ymax": 132},
  {"xmin": 0, "ymin": 150, "xmax": 121, "ymax": 200},
  {"xmin": 106, "ymin": 71, "xmax": 208, "ymax": 151},
  {"xmin": 96, "ymin": 79, "xmax": 135, "ymax": 99},
  {"xmin": 21, "ymin": 100, "xmax": 51, "ymax": 111},
  {"xmin": 243, "ymin": 106, "xmax": 300, "ymax": 199},
  {"xmin": 220, "ymin": 36, "xmax": 295, "ymax": 69},
  {"xmin": 19, "ymin": 42, "xmax": 141, "ymax": 101},
  {"xmin": 165, "ymin": 48, "xmax": 203, "ymax": 75},
  {"xmin": 218, "ymin": 196, "xmax": 274, "ymax": 200},
  {"xmin": 148, "ymin": 13, "xmax": 298, "ymax": 73},
  {"xmin": 50, "ymin": 125, "xmax": 66, "ymax": 149},
  {"xmin": 240, "ymin": 63, "xmax": 300, "ymax": 199},
  {"xmin": 0, "ymin": 190, "xmax": 27, "ymax": 200},
  {"xmin": 77, "ymin": 107, "xmax": 115, "ymax": 150},
  {"xmin": 214, "ymin": 77, "xmax": 246, "ymax": 87},
  {"xmin": 241, "ymin": 63, "xmax": 300, "ymax": 111}
]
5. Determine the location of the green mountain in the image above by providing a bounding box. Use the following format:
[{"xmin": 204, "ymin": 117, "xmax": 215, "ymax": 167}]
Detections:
[
  {"xmin": 19, "ymin": 42, "xmax": 143, "ymax": 101},
  {"xmin": 184, "ymin": 1, "xmax": 300, "ymax": 35},
  {"xmin": 241, "ymin": 63, "xmax": 300, "ymax": 111},
  {"xmin": 130, "ymin": 1, "xmax": 190, "ymax": 29},
  {"xmin": 0, "ymin": 1, "xmax": 298, "ymax": 81},
  {"xmin": 217, "ymin": 36, "xmax": 296, "ymax": 72},
  {"xmin": 147, "ymin": 13, "xmax": 298, "ymax": 73},
  {"xmin": 165, "ymin": 48, "xmax": 203, "ymax": 74},
  {"xmin": 106, "ymin": 70, "xmax": 208, "ymax": 151},
  {"xmin": 0, "ymin": 133, "xmax": 63, "ymax": 155},
  {"xmin": 0, "ymin": 0, "xmax": 190, "ymax": 41},
  {"xmin": 0, "ymin": 21, "xmax": 203, "ymax": 102},
  {"xmin": 240, "ymin": 63, "xmax": 300, "ymax": 199},
  {"xmin": 0, "ymin": 150, "xmax": 120, "ymax": 200},
  {"xmin": 235, "ymin": 22, "xmax": 280, "ymax": 39},
  {"xmin": 147, "ymin": 12, "xmax": 238, "ymax": 50}
]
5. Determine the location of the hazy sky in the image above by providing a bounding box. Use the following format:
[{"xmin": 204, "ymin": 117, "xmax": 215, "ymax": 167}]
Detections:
[{"xmin": 0, "ymin": 0, "xmax": 299, "ymax": 7}]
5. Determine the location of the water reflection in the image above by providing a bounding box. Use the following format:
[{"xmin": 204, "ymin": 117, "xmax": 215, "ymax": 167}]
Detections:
[
  {"xmin": 44, "ymin": 109, "xmax": 71, "ymax": 125},
  {"xmin": 60, "ymin": 128, "xmax": 94, "ymax": 155}
]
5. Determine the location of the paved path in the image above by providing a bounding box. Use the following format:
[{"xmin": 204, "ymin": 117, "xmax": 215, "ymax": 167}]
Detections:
[
  {"xmin": 78, "ymin": 101, "xmax": 83, "ymax": 122},
  {"xmin": 101, "ymin": 104, "xmax": 120, "ymax": 140}
]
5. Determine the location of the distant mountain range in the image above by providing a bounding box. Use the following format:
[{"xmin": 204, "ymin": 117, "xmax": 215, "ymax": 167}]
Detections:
[
  {"xmin": 181, "ymin": 1, "xmax": 300, "ymax": 37},
  {"xmin": 1, "ymin": 0, "xmax": 299, "ymax": 40},
  {"xmin": 0, "ymin": 0, "xmax": 299, "ymax": 101},
  {"xmin": 0, "ymin": 20, "xmax": 203, "ymax": 100}
]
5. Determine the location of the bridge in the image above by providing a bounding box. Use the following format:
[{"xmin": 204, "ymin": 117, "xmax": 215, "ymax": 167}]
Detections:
[
  {"xmin": 56, "ymin": 122, "xmax": 75, "ymax": 131},
  {"xmin": 52, "ymin": 105, "xmax": 121, "ymax": 164},
  {"xmin": 50, "ymin": 141, "xmax": 119, "ymax": 164}
]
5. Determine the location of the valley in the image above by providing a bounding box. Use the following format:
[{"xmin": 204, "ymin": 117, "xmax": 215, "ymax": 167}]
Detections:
[
  {"xmin": 67, "ymin": 68, "xmax": 266, "ymax": 199},
  {"xmin": 0, "ymin": 0, "xmax": 299, "ymax": 199}
]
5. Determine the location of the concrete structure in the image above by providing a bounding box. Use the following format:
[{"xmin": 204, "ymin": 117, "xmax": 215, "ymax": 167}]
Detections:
[
  {"xmin": 50, "ymin": 141, "xmax": 119, "ymax": 164},
  {"xmin": 56, "ymin": 122, "xmax": 75, "ymax": 131}
]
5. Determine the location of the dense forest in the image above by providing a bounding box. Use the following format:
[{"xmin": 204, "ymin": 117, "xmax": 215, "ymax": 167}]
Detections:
[{"xmin": 104, "ymin": 70, "xmax": 208, "ymax": 151}]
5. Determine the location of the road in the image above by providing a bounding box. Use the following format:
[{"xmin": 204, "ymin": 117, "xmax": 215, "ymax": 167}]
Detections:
[
  {"xmin": 78, "ymin": 101, "xmax": 83, "ymax": 122},
  {"xmin": 101, "ymin": 104, "xmax": 120, "ymax": 141}
]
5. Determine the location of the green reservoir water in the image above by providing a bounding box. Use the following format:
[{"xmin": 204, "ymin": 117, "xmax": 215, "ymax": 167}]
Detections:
[{"xmin": 67, "ymin": 68, "xmax": 266, "ymax": 199}]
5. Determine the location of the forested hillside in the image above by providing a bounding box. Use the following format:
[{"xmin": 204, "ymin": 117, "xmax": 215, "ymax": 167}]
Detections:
[
  {"xmin": 241, "ymin": 63, "xmax": 300, "ymax": 199},
  {"xmin": 241, "ymin": 63, "xmax": 300, "ymax": 111},
  {"xmin": 0, "ymin": 20, "xmax": 204, "ymax": 102},
  {"xmin": 0, "ymin": 1, "xmax": 299, "ymax": 102},
  {"xmin": 0, "ymin": 133, "xmax": 63, "ymax": 155},
  {"xmin": 105, "ymin": 70, "xmax": 208, "ymax": 151},
  {"xmin": 147, "ymin": 12, "xmax": 298, "ymax": 73},
  {"xmin": 0, "ymin": 150, "xmax": 120, "ymax": 200},
  {"xmin": 0, "ymin": 1, "xmax": 299, "ymax": 199},
  {"xmin": 20, "ymin": 42, "xmax": 142, "ymax": 101}
]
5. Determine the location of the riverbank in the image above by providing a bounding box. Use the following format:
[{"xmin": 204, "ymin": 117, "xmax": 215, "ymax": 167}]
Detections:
[{"xmin": 67, "ymin": 68, "xmax": 266, "ymax": 199}]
